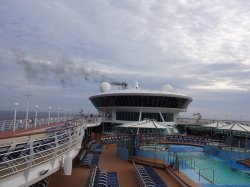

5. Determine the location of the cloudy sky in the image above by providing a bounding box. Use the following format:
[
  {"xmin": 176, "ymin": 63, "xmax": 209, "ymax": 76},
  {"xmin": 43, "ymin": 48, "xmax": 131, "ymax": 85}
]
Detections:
[{"xmin": 0, "ymin": 0, "xmax": 250, "ymax": 120}]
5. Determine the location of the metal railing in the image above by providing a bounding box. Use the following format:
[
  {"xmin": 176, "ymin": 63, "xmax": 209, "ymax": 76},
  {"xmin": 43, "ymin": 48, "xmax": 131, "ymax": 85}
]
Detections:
[
  {"xmin": 167, "ymin": 151, "xmax": 215, "ymax": 184},
  {"xmin": 0, "ymin": 116, "xmax": 101, "ymax": 132},
  {"xmin": 0, "ymin": 123, "xmax": 84, "ymax": 179},
  {"xmin": 198, "ymin": 168, "xmax": 214, "ymax": 184},
  {"xmin": 180, "ymin": 158, "xmax": 196, "ymax": 170},
  {"xmin": 133, "ymin": 161, "xmax": 153, "ymax": 187},
  {"xmin": 0, "ymin": 117, "xmax": 71, "ymax": 132},
  {"xmin": 167, "ymin": 152, "xmax": 177, "ymax": 164},
  {"xmin": 85, "ymin": 165, "xmax": 98, "ymax": 187}
]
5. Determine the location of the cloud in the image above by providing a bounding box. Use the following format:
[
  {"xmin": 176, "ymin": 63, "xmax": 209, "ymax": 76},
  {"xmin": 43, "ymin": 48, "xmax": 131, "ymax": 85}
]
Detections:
[
  {"xmin": 1, "ymin": 0, "xmax": 250, "ymax": 119},
  {"xmin": 188, "ymin": 81, "xmax": 248, "ymax": 91}
]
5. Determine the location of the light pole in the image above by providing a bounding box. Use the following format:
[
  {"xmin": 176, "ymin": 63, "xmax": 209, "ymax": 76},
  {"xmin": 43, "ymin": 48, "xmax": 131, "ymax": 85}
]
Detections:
[
  {"xmin": 57, "ymin": 107, "xmax": 60, "ymax": 122},
  {"xmin": 25, "ymin": 86, "xmax": 31, "ymax": 129},
  {"xmin": 35, "ymin": 105, "xmax": 39, "ymax": 128},
  {"xmin": 68, "ymin": 109, "xmax": 71, "ymax": 117},
  {"xmin": 48, "ymin": 107, "xmax": 52, "ymax": 125},
  {"xmin": 13, "ymin": 102, "xmax": 19, "ymax": 131},
  {"xmin": 64, "ymin": 108, "xmax": 67, "ymax": 122}
]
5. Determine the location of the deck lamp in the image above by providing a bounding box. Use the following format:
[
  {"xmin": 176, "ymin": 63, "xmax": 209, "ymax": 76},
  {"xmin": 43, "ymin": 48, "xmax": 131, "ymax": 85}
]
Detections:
[
  {"xmin": 13, "ymin": 102, "xmax": 19, "ymax": 131},
  {"xmin": 64, "ymin": 108, "xmax": 67, "ymax": 122},
  {"xmin": 48, "ymin": 106, "xmax": 52, "ymax": 125},
  {"xmin": 35, "ymin": 105, "xmax": 39, "ymax": 128},
  {"xmin": 57, "ymin": 107, "xmax": 61, "ymax": 121}
]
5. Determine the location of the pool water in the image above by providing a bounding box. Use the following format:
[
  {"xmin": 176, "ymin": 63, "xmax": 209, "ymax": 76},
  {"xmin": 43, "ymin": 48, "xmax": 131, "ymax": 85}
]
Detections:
[
  {"xmin": 166, "ymin": 145, "xmax": 250, "ymax": 186},
  {"xmin": 168, "ymin": 144, "xmax": 203, "ymax": 152},
  {"xmin": 140, "ymin": 144, "xmax": 166, "ymax": 151}
]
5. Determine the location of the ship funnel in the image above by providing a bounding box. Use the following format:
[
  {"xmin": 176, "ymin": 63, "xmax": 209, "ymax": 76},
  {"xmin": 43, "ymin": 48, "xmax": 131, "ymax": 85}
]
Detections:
[{"xmin": 111, "ymin": 82, "xmax": 128, "ymax": 89}]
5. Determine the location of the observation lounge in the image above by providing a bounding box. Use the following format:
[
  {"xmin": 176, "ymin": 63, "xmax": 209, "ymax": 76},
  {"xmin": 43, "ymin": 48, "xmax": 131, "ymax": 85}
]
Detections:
[{"xmin": 89, "ymin": 82, "xmax": 193, "ymax": 131}]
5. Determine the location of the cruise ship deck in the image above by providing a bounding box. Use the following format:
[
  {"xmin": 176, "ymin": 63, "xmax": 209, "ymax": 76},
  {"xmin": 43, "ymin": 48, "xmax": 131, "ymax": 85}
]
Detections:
[
  {"xmin": 1, "ymin": 83, "xmax": 250, "ymax": 187},
  {"xmin": 1, "ymin": 117, "xmax": 250, "ymax": 187},
  {"xmin": 0, "ymin": 118, "xmax": 201, "ymax": 187},
  {"xmin": 48, "ymin": 134, "xmax": 196, "ymax": 187}
]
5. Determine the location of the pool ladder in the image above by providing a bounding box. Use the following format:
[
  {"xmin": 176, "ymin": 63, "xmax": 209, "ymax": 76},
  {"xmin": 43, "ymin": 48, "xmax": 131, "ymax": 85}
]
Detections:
[
  {"xmin": 181, "ymin": 158, "xmax": 195, "ymax": 169},
  {"xmin": 167, "ymin": 153, "xmax": 215, "ymax": 184},
  {"xmin": 198, "ymin": 168, "xmax": 215, "ymax": 184},
  {"xmin": 180, "ymin": 158, "xmax": 215, "ymax": 184}
]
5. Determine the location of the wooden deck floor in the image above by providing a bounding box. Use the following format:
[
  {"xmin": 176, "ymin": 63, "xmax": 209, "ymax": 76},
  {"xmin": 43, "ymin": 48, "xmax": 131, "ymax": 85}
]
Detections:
[
  {"xmin": 237, "ymin": 159, "xmax": 250, "ymax": 168},
  {"xmin": 48, "ymin": 143, "xmax": 182, "ymax": 187}
]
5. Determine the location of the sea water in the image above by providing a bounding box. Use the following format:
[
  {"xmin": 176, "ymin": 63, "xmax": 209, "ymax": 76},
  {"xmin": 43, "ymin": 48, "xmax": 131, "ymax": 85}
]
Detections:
[{"xmin": 0, "ymin": 110, "xmax": 59, "ymax": 120}]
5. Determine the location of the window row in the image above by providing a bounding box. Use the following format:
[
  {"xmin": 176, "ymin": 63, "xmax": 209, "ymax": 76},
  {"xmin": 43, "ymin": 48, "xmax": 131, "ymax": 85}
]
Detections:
[
  {"xmin": 90, "ymin": 95, "xmax": 190, "ymax": 109},
  {"xmin": 116, "ymin": 112, "xmax": 173, "ymax": 122}
]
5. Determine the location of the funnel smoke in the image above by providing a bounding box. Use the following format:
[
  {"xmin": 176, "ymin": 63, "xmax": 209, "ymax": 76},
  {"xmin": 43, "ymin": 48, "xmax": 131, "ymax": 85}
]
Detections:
[
  {"xmin": 12, "ymin": 50, "xmax": 111, "ymax": 86},
  {"xmin": 111, "ymin": 82, "xmax": 128, "ymax": 89}
]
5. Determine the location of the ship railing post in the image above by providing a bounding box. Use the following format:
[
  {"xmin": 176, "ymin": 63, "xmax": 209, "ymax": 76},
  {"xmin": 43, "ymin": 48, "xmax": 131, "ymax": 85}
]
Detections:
[
  {"xmin": 25, "ymin": 140, "xmax": 34, "ymax": 180},
  {"xmin": 54, "ymin": 133, "xmax": 59, "ymax": 157},
  {"xmin": 68, "ymin": 128, "xmax": 72, "ymax": 151}
]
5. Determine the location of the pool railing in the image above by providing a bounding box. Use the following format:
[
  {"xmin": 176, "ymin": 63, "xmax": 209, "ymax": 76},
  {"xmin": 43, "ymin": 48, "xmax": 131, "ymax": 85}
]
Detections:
[{"xmin": 198, "ymin": 168, "xmax": 215, "ymax": 184}]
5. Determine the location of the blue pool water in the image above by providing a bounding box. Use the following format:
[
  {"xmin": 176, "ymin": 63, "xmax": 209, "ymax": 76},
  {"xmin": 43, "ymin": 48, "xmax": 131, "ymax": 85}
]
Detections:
[
  {"xmin": 168, "ymin": 144, "xmax": 203, "ymax": 152},
  {"xmin": 165, "ymin": 144, "xmax": 250, "ymax": 186},
  {"xmin": 140, "ymin": 144, "xmax": 166, "ymax": 151}
]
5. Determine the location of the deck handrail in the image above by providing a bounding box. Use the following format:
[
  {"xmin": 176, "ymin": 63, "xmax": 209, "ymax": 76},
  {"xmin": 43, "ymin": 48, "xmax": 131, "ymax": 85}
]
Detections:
[
  {"xmin": 132, "ymin": 161, "xmax": 151, "ymax": 187},
  {"xmin": 0, "ymin": 122, "xmax": 85, "ymax": 180},
  {"xmin": 0, "ymin": 115, "xmax": 101, "ymax": 132},
  {"xmin": 0, "ymin": 116, "xmax": 74, "ymax": 132},
  {"xmin": 85, "ymin": 165, "xmax": 98, "ymax": 187}
]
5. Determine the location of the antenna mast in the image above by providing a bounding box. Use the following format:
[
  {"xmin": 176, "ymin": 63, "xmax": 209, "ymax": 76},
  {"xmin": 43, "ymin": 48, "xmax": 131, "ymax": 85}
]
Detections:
[{"xmin": 25, "ymin": 81, "xmax": 30, "ymax": 129}]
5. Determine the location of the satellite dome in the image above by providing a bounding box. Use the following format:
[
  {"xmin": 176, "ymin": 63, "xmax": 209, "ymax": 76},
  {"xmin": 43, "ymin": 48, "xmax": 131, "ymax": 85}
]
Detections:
[
  {"xmin": 100, "ymin": 82, "xmax": 111, "ymax": 92},
  {"xmin": 162, "ymin": 84, "xmax": 173, "ymax": 92}
]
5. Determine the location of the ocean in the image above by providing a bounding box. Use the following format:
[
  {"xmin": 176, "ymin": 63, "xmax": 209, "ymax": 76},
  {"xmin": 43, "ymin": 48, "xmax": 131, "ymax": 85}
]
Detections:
[{"xmin": 0, "ymin": 110, "xmax": 61, "ymax": 121}]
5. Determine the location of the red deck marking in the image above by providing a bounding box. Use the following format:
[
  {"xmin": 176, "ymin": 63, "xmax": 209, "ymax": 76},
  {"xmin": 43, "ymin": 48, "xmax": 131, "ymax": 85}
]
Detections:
[{"xmin": 0, "ymin": 122, "xmax": 65, "ymax": 139}]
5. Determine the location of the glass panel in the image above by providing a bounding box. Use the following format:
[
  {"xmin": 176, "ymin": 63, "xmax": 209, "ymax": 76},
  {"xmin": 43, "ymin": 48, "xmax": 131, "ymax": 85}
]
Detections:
[
  {"xmin": 90, "ymin": 95, "xmax": 190, "ymax": 109},
  {"xmin": 116, "ymin": 112, "xmax": 140, "ymax": 121}
]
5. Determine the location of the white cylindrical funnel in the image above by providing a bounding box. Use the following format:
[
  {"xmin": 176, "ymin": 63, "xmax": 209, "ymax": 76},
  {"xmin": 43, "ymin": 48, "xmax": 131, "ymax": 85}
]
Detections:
[{"xmin": 64, "ymin": 157, "xmax": 72, "ymax": 175}]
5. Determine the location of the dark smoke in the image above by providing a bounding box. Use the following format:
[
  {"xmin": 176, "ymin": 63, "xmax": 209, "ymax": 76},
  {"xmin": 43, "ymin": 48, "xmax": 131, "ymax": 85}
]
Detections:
[{"xmin": 12, "ymin": 50, "xmax": 112, "ymax": 86}]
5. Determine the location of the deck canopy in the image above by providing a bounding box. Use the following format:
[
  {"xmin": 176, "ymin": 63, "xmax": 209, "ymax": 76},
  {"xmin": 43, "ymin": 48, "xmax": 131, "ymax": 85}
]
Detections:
[
  {"xmin": 115, "ymin": 119, "xmax": 178, "ymax": 135},
  {"xmin": 202, "ymin": 121, "xmax": 228, "ymax": 128},
  {"xmin": 189, "ymin": 121, "xmax": 250, "ymax": 137},
  {"xmin": 218, "ymin": 122, "xmax": 250, "ymax": 132}
]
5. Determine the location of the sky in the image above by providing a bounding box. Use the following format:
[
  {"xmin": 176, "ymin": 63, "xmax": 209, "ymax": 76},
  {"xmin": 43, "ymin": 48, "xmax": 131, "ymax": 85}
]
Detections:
[{"xmin": 0, "ymin": 0, "xmax": 250, "ymax": 120}]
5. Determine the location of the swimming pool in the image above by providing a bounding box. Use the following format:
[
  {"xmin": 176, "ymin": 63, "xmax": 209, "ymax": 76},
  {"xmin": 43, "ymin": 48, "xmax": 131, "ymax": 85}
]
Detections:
[
  {"xmin": 166, "ymin": 144, "xmax": 250, "ymax": 186},
  {"xmin": 140, "ymin": 144, "xmax": 167, "ymax": 151}
]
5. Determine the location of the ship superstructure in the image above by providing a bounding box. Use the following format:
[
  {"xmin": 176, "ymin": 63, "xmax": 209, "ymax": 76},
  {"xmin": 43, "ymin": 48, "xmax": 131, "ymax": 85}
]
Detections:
[{"xmin": 89, "ymin": 82, "xmax": 193, "ymax": 130}]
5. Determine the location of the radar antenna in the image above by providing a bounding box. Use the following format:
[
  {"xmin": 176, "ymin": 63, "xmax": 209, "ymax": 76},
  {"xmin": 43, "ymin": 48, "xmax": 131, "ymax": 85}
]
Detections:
[{"xmin": 193, "ymin": 113, "xmax": 202, "ymax": 123}]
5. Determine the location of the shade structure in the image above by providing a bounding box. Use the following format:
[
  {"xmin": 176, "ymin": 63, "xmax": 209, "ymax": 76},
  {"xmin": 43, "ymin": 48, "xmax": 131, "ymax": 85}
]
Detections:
[
  {"xmin": 218, "ymin": 122, "xmax": 250, "ymax": 132},
  {"xmin": 86, "ymin": 122, "xmax": 101, "ymax": 127},
  {"xmin": 115, "ymin": 119, "xmax": 178, "ymax": 135},
  {"xmin": 202, "ymin": 121, "xmax": 228, "ymax": 129}
]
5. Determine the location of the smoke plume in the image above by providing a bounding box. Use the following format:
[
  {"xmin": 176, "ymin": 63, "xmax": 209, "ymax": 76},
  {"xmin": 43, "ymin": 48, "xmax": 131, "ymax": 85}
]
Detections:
[
  {"xmin": 12, "ymin": 50, "xmax": 112, "ymax": 86},
  {"xmin": 111, "ymin": 82, "xmax": 128, "ymax": 89}
]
